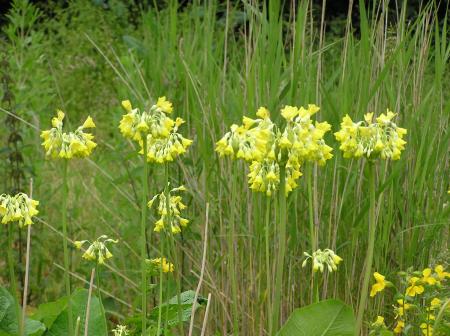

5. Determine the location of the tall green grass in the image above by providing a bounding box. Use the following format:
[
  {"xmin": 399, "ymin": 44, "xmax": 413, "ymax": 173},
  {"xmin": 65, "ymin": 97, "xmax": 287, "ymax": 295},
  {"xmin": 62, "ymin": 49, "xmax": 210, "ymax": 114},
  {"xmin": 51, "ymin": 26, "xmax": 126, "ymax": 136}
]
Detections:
[{"xmin": 1, "ymin": 0, "xmax": 449, "ymax": 334}]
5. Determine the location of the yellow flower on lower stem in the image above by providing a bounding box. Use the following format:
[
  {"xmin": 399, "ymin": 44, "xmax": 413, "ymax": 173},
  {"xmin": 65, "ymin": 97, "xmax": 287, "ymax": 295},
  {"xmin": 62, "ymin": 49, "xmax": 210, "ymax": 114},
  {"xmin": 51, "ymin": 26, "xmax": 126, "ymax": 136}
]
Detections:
[
  {"xmin": 393, "ymin": 320, "xmax": 404, "ymax": 334},
  {"xmin": 429, "ymin": 298, "xmax": 441, "ymax": 310},
  {"xmin": 370, "ymin": 272, "xmax": 387, "ymax": 297},
  {"xmin": 406, "ymin": 277, "xmax": 424, "ymax": 297},
  {"xmin": 149, "ymin": 257, "xmax": 174, "ymax": 273},
  {"xmin": 422, "ymin": 268, "xmax": 437, "ymax": 285},
  {"xmin": 395, "ymin": 299, "xmax": 412, "ymax": 317},
  {"xmin": 420, "ymin": 323, "xmax": 433, "ymax": 336},
  {"xmin": 371, "ymin": 316, "xmax": 385, "ymax": 328}
]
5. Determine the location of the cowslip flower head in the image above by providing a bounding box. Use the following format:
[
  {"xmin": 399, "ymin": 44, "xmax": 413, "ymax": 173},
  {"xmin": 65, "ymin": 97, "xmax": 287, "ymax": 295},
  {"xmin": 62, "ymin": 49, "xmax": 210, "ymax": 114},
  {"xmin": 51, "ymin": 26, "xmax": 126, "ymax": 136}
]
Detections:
[
  {"xmin": 0, "ymin": 193, "xmax": 39, "ymax": 227},
  {"xmin": 41, "ymin": 110, "xmax": 97, "ymax": 159},
  {"xmin": 302, "ymin": 248, "xmax": 343, "ymax": 273},
  {"xmin": 334, "ymin": 109, "xmax": 407, "ymax": 160},
  {"xmin": 216, "ymin": 104, "xmax": 332, "ymax": 196},
  {"xmin": 74, "ymin": 235, "xmax": 118, "ymax": 265},
  {"xmin": 146, "ymin": 257, "xmax": 174, "ymax": 273},
  {"xmin": 148, "ymin": 184, "xmax": 189, "ymax": 234},
  {"xmin": 370, "ymin": 272, "xmax": 389, "ymax": 297},
  {"xmin": 119, "ymin": 98, "xmax": 192, "ymax": 163}
]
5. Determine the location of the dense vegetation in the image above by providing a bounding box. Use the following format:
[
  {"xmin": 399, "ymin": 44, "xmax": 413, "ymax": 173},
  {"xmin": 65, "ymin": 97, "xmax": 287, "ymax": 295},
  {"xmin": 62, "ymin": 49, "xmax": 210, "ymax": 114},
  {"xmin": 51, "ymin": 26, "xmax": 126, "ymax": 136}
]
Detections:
[{"xmin": 0, "ymin": 0, "xmax": 449, "ymax": 335}]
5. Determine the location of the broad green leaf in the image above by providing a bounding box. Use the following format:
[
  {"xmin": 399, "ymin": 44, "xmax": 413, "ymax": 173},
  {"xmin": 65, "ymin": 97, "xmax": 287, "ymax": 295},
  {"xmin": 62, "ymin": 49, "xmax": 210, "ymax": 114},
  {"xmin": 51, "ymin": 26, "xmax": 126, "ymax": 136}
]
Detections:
[
  {"xmin": 32, "ymin": 297, "xmax": 67, "ymax": 330},
  {"xmin": 148, "ymin": 290, "xmax": 206, "ymax": 327},
  {"xmin": 42, "ymin": 289, "xmax": 107, "ymax": 336},
  {"xmin": 278, "ymin": 299, "xmax": 355, "ymax": 336},
  {"xmin": 0, "ymin": 287, "xmax": 46, "ymax": 336}
]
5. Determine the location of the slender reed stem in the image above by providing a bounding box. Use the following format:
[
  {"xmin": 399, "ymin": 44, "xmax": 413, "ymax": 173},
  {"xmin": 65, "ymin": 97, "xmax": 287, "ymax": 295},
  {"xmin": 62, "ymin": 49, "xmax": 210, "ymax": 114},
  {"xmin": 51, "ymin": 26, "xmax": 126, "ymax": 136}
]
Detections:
[
  {"xmin": 7, "ymin": 224, "xmax": 20, "ymax": 334},
  {"xmin": 356, "ymin": 162, "xmax": 376, "ymax": 334},
  {"xmin": 307, "ymin": 167, "xmax": 319, "ymax": 303},
  {"xmin": 188, "ymin": 203, "xmax": 209, "ymax": 336},
  {"xmin": 141, "ymin": 135, "xmax": 149, "ymax": 333},
  {"xmin": 20, "ymin": 179, "xmax": 34, "ymax": 336},
  {"xmin": 61, "ymin": 159, "xmax": 73, "ymax": 336},
  {"xmin": 84, "ymin": 267, "xmax": 96, "ymax": 336},
  {"xmin": 264, "ymin": 196, "xmax": 272, "ymax": 332},
  {"xmin": 200, "ymin": 293, "xmax": 212, "ymax": 336},
  {"xmin": 272, "ymin": 164, "xmax": 287, "ymax": 335},
  {"xmin": 156, "ymin": 234, "xmax": 164, "ymax": 335},
  {"xmin": 228, "ymin": 164, "xmax": 239, "ymax": 334}
]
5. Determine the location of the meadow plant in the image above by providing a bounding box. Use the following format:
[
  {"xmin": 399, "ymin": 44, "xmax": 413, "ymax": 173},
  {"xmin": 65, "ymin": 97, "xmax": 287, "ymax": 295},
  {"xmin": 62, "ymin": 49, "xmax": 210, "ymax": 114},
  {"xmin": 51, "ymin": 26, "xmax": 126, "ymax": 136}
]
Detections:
[
  {"xmin": 119, "ymin": 97, "xmax": 192, "ymax": 333},
  {"xmin": 369, "ymin": 265, "xmax": 449, "ymax": 335},
  {"xmin": 0, "ymin": 191, "xmax": 38, "ymax": 336},
  {"xmin": 41, "ymin": 110, "xmax": 97, "ymax": 336},
  {"xmin": 335, "ymin": 110, "xmax": 407, "ymax": 333},
  {"xmin": 74, "ymin": 235, "xmax": 117, "ymax": 336},
  {"xmin": 216, "ymin": 104, "xmax": 333, "ymax": 333}
]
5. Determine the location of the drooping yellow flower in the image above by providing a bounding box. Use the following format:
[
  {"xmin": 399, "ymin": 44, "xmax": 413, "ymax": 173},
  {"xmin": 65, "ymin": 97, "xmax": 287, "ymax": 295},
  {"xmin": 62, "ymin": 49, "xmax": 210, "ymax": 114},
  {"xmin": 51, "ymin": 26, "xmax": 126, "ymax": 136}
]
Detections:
[
  {"xmin": 0, "ymin": 193, "xmax": 39, "ymax": 227},
  {"xmin": 422, "ymin": 268, "xmax": 437, "ymax": 285},
  {"xmin": 82, "ymin": 116, "xmax": 96, "ymax": 129},
  {"xmin": 405, "ymin": 277, "xmax": 424, "ymax": 297},
  {"xmin": 148, "ymin": 185, "xmax": 189, "ymax": 234},
  {"xmin": 420, "ymin": 323, "xmax": 433, "ymax": 336},
  {"xmin": 434, "ymin": 265, "xmax": 450, "ymax": 280},
  {"xmin": 74, "ymin": 235, "xmax": 118, "ymax": 265},
  {"xmin": 41, "ymin": 111, "xmax": 97, "ymax": 159},
  {"xmin": 370, "ymin": 272, "xmax": 387, "ymax": 297},
  {"xmin": 302, "ymin": 249, "xmax": 343, "ymax": 273},
  {"xmin": 334, "ymin": 109, "xmax": 407, "ymax": 160},
  {"xmin": 393, "ymin": 320, "xmax": 404, "ymax": 334},
  {"xmin": 156, "ymin": 96, "xmax": 173, "ymax": 114},
  {"xmin": 148, "ymin": 257, "xmax": 174, "ymax": 273}
]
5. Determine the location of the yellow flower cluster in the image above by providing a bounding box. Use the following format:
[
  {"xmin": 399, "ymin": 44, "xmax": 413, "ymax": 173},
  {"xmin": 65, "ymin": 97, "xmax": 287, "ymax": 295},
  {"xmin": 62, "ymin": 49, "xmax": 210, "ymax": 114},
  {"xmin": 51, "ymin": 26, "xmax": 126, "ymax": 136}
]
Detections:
[
  {"xmin": 41, "ymin": 110, "xmax": 97, "ymax": 159},
  {"xmin": 302, "ymin": 248, "xmax": 343, "ymax": 273},
  {"xmin": 74, "ymin": 235, "xmax": 118, "ymax": 265},
  {"xmin": 369, "ymin": 265, "xmax": 449, "ymax": 335},
  {"xmin": 216, "ymin": 105, "xmax": 333, "ymax": 196},
  {"xmin": 147, "ymin": 257, "xmax": 174, "ymax": 273},
  {"xmin": 148, "ymin": 185, "xmax": 189, "ymax": 234},
  {"xmin": 119, "ymin": 98, "xmax": 192, "ymax": 163},
  {"xmin": 334, "ymin": 110, "xmax": 407, "ymax": 160},
  {"xmin": 0, "ymin": 193, "xmax": 39, "ymax": 227}
]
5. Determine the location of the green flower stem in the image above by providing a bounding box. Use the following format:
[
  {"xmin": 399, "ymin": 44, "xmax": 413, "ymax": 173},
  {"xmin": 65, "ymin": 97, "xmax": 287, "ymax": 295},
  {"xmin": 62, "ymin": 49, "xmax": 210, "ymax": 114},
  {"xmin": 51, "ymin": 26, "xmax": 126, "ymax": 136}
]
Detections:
[
  {"xmin": 168, "ymin": 234, "xmax": 183, "ymax": 334},
  {"xmin": 156, "ymin": 234, "xmax": 165, "ymax": 335},
  {"xmin": 307, "ymin": 167, "xmax": 319, "ymax": 303},
  {"xmin": 141, "ymin": 135, "xmax": 149, "ymax": 333},
  {"xmin": 272, "ymin": 164, "xmax": 287, "ymax": 335},
  {"xmin": 264, "ymin": 196, "xmax": 272, "ymax": 332},
  {"xmin": 356, "ymin": 162, "xmax": 376, "ymax": 334},
  {"xmin": 95, "ymin": 265, "xmax": 106, "ymax": 324},
  {"xmin": 62, "ymin": 159, "xmax": 73, "ymax": 336},
  {"xmin": 229, "ymin": 163, "xmax": 239, "ymax": 334},
  {"xmin": 7, "ymin": 224, "xmax": 21, "ymax": 335}
]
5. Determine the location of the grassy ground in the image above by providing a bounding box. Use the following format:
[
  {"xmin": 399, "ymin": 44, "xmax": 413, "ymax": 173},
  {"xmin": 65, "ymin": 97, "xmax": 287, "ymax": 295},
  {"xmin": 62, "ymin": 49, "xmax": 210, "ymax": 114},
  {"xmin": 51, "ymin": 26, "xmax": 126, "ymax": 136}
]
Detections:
[{"xmin": 1, "ymin": 0, "xmax": 449, "ymax": 335}]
